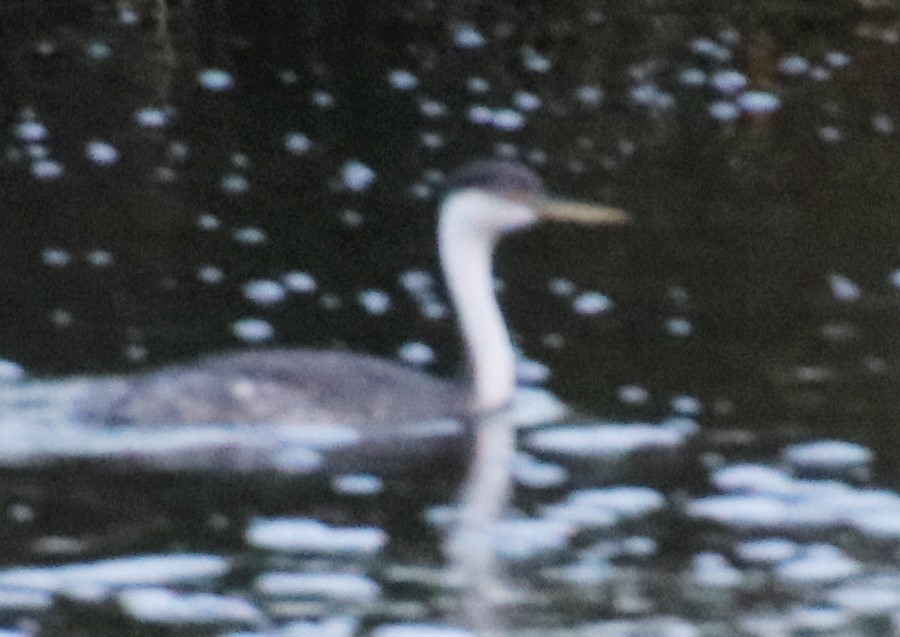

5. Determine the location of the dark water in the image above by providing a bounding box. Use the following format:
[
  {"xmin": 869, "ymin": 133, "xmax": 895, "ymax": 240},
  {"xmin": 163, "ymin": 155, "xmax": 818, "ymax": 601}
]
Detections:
[{"xmin": 1, "ymin": 0, "xmax": 900, "ymax": 635}]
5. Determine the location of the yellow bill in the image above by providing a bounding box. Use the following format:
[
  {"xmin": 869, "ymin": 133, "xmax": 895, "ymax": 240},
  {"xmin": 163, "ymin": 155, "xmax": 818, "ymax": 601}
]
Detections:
[{"xmin": 537, "ymin": 199, "xmax": 630, "ymax": 225}]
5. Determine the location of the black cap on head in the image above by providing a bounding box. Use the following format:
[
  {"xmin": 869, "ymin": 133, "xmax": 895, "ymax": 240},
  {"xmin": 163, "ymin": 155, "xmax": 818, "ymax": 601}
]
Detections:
[{"xmin": 443, "ymin": 159, "xmax": 546, "ymax": 199}]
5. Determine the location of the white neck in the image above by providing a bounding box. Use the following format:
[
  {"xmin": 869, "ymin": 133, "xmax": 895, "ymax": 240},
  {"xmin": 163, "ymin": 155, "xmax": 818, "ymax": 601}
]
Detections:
[{"xmin": 438, "ymin": 192, "xmax": 535, "ymax": 413}]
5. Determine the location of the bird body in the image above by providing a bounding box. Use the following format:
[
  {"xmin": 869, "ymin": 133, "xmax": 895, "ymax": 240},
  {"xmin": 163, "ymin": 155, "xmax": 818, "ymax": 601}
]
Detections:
[
  {"xmin": 75, "ymin": 348, "xmax": 468, "ymax": 425},
  {"xmin": 74, "ymin": 160, "xmax": 627, "ymax": 430}
]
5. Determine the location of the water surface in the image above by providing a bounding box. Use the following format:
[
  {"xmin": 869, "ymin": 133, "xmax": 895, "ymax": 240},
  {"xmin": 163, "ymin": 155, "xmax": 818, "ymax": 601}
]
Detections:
[{"xmin": 1, "ymin": 0, "xmax": 899, "ymax": 634}]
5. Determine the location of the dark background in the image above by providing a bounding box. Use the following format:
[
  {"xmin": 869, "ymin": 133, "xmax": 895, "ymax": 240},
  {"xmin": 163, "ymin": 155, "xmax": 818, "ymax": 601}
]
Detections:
[{"xmin": 1, "ymin": 0, "xmax": 899, "ymax": 471}]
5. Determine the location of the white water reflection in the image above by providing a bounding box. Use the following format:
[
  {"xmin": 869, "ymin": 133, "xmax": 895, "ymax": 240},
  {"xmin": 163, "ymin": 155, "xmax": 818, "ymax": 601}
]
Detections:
[
  {"xmin": 0, "ymin": 554, "xmax": 229, "ymax": 593},
  {"xmin": 0, "ymin": 385, "xmax": 898, "ymax": 635}
]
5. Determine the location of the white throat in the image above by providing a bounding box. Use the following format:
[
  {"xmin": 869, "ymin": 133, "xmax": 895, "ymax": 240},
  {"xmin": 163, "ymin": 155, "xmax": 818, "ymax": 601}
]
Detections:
[{"xmin": 438, "ymin": 191, "xmax": 537, "ymax": 413}]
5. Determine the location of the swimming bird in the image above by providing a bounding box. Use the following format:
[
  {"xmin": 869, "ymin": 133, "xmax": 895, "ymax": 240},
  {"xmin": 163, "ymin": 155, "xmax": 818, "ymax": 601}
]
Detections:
[{"xmin": 74, "ymin": 160, "xmax": 628, "ymax": 433}]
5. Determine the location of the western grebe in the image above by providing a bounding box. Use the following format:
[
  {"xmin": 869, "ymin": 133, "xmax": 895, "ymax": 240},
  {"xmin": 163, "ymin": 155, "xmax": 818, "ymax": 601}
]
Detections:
[{"xmin": 74, "ymin": 160, "xmax": 628, "ymax": 429}]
